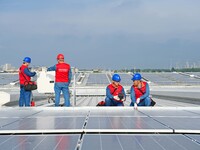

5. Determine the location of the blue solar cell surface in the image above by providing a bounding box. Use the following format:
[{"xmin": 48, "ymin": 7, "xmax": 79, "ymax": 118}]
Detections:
[{"xmin": 0, "ymin": 108, "xmax": 200, "ymax": 149}]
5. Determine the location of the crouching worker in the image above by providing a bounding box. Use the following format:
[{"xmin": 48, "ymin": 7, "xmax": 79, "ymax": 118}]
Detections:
[
  {"xmin": 105, "ymin": 74, "xmax": 126, "ymax": 106},
  {"xmin": 130, "ymin": 73, "xmax": 151, "ymax": 109}
]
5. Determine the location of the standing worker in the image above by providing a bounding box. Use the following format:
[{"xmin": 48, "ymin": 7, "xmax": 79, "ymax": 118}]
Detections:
[
  {"xmin": 130, "ymin": 73, "xmax": 151, "ymax": 109},
  {"xmin": 105, "ymin": 74, "xmax": 126, "ymax": 106},
  {"xmin": 19, "ymin": 57, "xmax": 36, "ymax": 107},
  {"xmin": 47, "ymin": 54, "xmax": 72, "ymax": 107}
]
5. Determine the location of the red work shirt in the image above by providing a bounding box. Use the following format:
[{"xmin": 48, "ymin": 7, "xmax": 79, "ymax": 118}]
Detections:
[{"xmin": 55, "ymin": 63, "xmax": 71, "ymax": 82}]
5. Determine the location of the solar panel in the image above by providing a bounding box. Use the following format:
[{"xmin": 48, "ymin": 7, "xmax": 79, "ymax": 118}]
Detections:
[
  {"xmin": 0, "ymin": 108, "xmax": 87, "ymax": 131},
  {"xmin": 186, "ymin": 134, "xmax": 200, "ymax": 143},
  {"xmin": 0, "ymin": 135, "xmax": 79, "ymax": 150},
  {"xmin": 117, "ymin": 73, "xmax": 132, "ymax": 86},
  {"xmin": 81, "ymin": 134, "xmax": 200, "ymax": 150},
  {"xmin": 86, "ymin": 73, "xmax": 110, "ymax": 86},
  {"xmin": 142, "ymin": 72, "xmax": 200, "ymax": 86},
  {"xmin": 0, "ymin": 74, "xmax": 18, "ymax": 85},
  {"xmin": 0, "ymin": 117, "xmax": 86, "ymax": 130},
  {"xmin": 86, "ymin": 117, "xmax": 171, "ymax": 130}
]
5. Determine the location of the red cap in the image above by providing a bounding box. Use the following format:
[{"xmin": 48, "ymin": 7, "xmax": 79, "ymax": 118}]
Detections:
[{"xmin": 57, "ymin": 54, "xmax": 64, "ymax": 60}]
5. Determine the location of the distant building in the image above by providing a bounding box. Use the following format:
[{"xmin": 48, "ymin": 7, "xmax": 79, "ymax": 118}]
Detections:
[
  {"xmin": 93, "ymin": 69, "xmax": 101, "ymax": 73},
  {"xmin": 1, "ymin": 64, "xmax": 16, "ymax": 72}
]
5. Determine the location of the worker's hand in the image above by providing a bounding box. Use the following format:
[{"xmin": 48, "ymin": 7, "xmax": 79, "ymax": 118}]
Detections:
[
  {"xmin": 134, "ymin": 103, "xmax": 138, "ymax": 109},
  {"xmin": 136, "ymin": 98, "xmax": 140, "ymax": 104},
  {"xmin": 35, "ymin": 72, "xmax": 38, "ymax": 78},
  {"xmin": 36, "ymin": 70, "xmax": 40, "ymax": 74},
  {"xmin": 42, "ymin": 67, "xmax": 47, "ymax": 72},
  {"xmin": 113, "ymin": 95, "xmax": 120, "ymax": 101}
]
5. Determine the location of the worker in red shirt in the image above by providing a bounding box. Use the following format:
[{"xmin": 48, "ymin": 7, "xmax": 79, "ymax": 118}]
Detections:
[
  {"xmin": 47, "ymin": 54, "xmax": 72, "ymax": 106},
  {"xmin": 105, "ymin": 74, "xmax": 126, "ymax": 106},
  {"xmin": 19, "ymin": 57, "xmax": 36, "ymax": 107}
]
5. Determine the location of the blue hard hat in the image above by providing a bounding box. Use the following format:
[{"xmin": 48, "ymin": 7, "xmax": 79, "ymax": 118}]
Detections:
[
  {"xmin": 112, "ymin": 74, "xmax": 121, "ymax": 82},
  {"xmin": 23, "ymin": 57, "xmax": 31, "ymax": 63},
  {"xmin": 131, "ymin": 73, "xmax": 142, "ymax": 81}
]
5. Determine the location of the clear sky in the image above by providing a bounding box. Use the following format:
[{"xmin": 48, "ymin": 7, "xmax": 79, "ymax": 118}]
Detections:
[{"xmin": 0, "ymin": 0, "xmax": 200, "ymax": 69}]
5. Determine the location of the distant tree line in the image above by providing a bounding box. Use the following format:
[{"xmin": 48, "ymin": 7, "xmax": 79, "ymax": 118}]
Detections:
[
  {"xmin": 171, "ymin": 67, "xmax": 200, "ymax": 72},
  {"xmin": 114, "ymin": 67, "xmax": 200, "ymax": 73}
]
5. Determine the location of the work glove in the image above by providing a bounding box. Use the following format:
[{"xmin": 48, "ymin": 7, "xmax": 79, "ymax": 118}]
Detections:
[
  {"xmin": 134, "ymin": 103, "xmax": 138, "ymax": 109},
  {"xmin": 113, "ymin": 95, "xmax": 120, "ymax": 101},
  {"xmin": 136, "ymin": 98, "xmax": 140, "ymax": 104}
]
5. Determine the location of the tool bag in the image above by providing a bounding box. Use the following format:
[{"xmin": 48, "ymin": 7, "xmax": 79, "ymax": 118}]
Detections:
[
  {"xmin": 150, "ymin": 98, "xmax": 156, "ymax": 106},
  {"xmin": 96, "ymin": 101, "xmax": 106, "ymax": 106},
  {"xmin": 24, "ymin": 81, "xmax": 37, "ymax": 91},
  {"xmin": 20, "ymin": 67, "xmax": 37, "ymax": 91},
  {"xmin": 118, "ymin": 93, "xmax": 124, "ymax": 100}
]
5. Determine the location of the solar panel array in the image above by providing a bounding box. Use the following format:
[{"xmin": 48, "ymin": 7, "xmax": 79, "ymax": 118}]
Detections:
[
  {"xmin": 78, "ymin": 72, "xmax": 200, "ymax": 86},
  {"xmin": 117, "ymin": 73, "xmax": 132, "ymax": 86},
  {"xmin": 141, "ymin": 73, "xmax": 177, "ymax": 85},
  {"xmin": 186, "ymin": 72, "xmax": 200, "ymax": 78},
  {"xmin": 0, "ymin": 107, "xmax": 200, "ymax": 149},
  {"xmin": 1, "ymin": 72, "xmax": 200, "ymax": 87},
  {"xmin": 0, "ymin": 73, "xmax": 18, "ymax": 85},
  {"xmin": 86, "ymin": 73, "xmax": 110, "ymax": 86},
  {"xmin": 165, "ymin": 73, "xmax": 200, "ymax": 85},
  {"xmin": 142, "ymin": 72, "xmax": 200, "ymax": 85}
]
